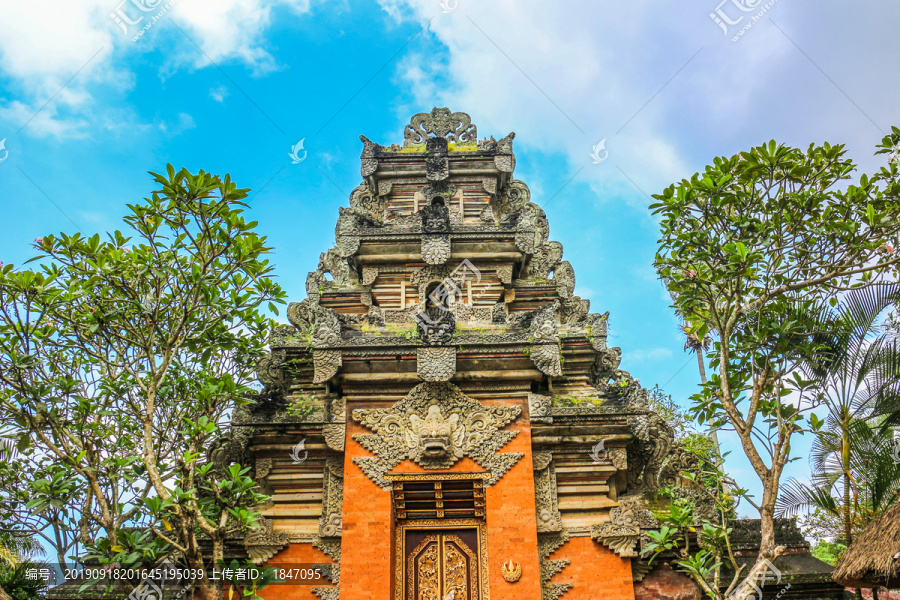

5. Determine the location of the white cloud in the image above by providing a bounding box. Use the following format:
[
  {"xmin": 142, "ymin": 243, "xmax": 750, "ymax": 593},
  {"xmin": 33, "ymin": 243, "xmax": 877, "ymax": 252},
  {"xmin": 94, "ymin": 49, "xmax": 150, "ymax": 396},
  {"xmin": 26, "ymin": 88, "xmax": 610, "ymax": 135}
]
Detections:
[
  {"xmin": 210, "ymin": 85, "xmax": 229, "ymax": 103},
  {"xmin": 0, "ymin": 0, "xmax": 314, "ymax": 138},
  {"xmin": 158, "ymin": 112, "xmax": 196, "ymax": 135}
]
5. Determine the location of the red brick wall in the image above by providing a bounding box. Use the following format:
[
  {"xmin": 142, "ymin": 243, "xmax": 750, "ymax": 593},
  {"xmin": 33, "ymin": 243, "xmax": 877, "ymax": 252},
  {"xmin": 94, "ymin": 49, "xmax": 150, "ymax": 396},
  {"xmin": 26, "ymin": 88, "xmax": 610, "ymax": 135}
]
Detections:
[
  {"xmin": 260, "ymin": 542, "xmax": 335, "ymax": 600},
  {"xmin": 547, "ymin": 536, "xmax": 635, "ymax": 600},
  {"xmin": 339, "ymin": 396, "xmax": 544, "ymax": 599}
]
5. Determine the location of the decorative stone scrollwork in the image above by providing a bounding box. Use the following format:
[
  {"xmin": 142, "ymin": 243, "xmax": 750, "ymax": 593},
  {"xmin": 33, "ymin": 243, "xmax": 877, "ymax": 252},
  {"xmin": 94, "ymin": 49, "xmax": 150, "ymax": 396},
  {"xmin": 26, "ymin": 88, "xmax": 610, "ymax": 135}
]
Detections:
[
  {"xmin": 351, "ymin": 382, "xmax": 522, "ymax": 488},
  {"xmin": 361, "ymin": 267, "xmax": 378, "ymax": 286},
  {"xmin": 425, "ymin": 136, "xmax": 449, "ymax": 181},
  {"xmin": 533, "ymin": 452, "xmax": 562, "ymax": 533},
  {"xmin": 421, "ymin": 235, "xmax": 451, "ymax": 265},
  {"xmin": 287, "ymin": 298, "xmax": 342, "ymax": 348},
  {"xmin": 584, "ymin": 312, "xmax": 609, "ymax": 351},
  {"xmin": 627, "ymin": 412, "xmax": 677, "ymax": 492},
  {"xmin": 323, "ymin": 423, "xmax": 346, "ymax": 451},
  {"xmin": 494, "ymin": 132, "xmax": 516, "ymax": 173},
  {"xmin": 348, "ymin": 182, "xmax": 384, "ymax": 222},
  {"xmin": 528, "ymin": 392, "xmax": 552, "ymax": 423},
  {"xmin": 318, "ymin": 457, "xmax": 344, "ymax": 538},
  {"xmin": 554, "ymin": 261, "xmax": 575, "ymax": 299},
  {"xmin": 244, "ymin": 516, "xmax": 290, "ymax": 565},
  {"xmin": 538, "ymin": 531, "xmax": 572, "ymax": 600},
  {"xmin": 529, "ymin": 301, "xmax": 562, "ymax": 377},
  {"xmin": 318, "ymin": 247, "xmax": 357, "ymax": 287},
  {"xmin": 417, "ymin": 346, "xmax": 456, "ymax": 381},
  {"xmin": 591, "ymin": 496, "xmax": 654, "ymax": 558},
  {"xmin": 482, "ymin": 178, "xmax": 497, "ymax": 195},
  {"xmin": 359, "ymin": 135, "xmax": 379, "ymax": 177},
  {"xmin": 256, "ymin": 349, "xmax": 286, "ymax": 387},
  {"xmin": 523, "ymin": 241, "xmax": 564, "ymax": 280},
  {"xmin": 500, "ymin": 179, "xmax": 531, "ymax": 214},
  {"xmin": 403, "ymin": 107, "xmax": 477, "ymax": 147},
  {"xmin": 255, "ymin": 458, "xmax": 273, "ymax": 480},
  {"xmin": 313, "ymin": 349, "xmax": 342, "ymax": 384}
]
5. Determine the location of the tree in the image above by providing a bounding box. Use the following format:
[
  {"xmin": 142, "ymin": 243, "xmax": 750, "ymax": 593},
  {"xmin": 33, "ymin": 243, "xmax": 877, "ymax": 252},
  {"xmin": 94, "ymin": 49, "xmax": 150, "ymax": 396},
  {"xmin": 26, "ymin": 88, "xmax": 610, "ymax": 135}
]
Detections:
[
  {"xmin": 0, "ymin": 167, "xmax": 285, "ymax": 600},
  {"xmin": 650, "ymin": 133, "xmax": 900, "ymax": 599},
  {"xmin": 777, "ymin": 284, "xmax": 900, "ymax": 547}
]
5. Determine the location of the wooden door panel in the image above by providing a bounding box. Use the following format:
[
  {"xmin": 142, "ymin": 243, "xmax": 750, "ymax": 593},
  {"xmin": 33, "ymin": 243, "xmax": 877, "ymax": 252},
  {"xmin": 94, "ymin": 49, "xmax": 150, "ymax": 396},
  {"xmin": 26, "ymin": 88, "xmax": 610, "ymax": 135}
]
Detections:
[{"xmin": 404, "ymin": 529, "xmax": 480, "ymax": 600}]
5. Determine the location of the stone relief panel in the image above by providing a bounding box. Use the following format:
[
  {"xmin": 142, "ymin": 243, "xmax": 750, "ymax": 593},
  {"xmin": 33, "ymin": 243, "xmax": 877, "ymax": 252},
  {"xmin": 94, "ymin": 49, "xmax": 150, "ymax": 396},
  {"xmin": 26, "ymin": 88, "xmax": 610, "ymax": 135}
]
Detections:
[{"xmin": 351, "ymin": 382, "xmax": 523, "ymax": 489}]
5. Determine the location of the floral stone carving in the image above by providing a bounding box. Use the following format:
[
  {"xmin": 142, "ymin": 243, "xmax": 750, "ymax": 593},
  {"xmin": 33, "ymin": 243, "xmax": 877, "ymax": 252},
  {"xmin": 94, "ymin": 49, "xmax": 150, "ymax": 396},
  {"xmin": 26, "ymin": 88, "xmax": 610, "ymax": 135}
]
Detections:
[
  {"xmin": 417, "ymin": 346, "xmax": 456, "ymax": 381},
  {"xmin": 529, "ymin": 302, "xmax": 562, "ymax": 376},
  {"xmin": 351, "ymin": 382, "xmax": 523, "ymax": 489},
  {"xmin": 403, "ymin": 107, "xmax": 477, "ymax": 147},
  {"xmin": 590, "ymin": 496, "xmax": 655, "ymax": 558},
  {"xmin": 533, "ymin": 452, "xmax": 562, "ymax": 533}
]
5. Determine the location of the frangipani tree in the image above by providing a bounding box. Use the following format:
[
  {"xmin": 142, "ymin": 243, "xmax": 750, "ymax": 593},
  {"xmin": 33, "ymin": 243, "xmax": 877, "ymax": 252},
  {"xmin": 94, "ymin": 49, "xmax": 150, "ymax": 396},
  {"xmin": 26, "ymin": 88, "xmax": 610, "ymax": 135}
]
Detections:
[{"xmin": 650, "ymin": 132, "xmax": 900, "ymax": 599}]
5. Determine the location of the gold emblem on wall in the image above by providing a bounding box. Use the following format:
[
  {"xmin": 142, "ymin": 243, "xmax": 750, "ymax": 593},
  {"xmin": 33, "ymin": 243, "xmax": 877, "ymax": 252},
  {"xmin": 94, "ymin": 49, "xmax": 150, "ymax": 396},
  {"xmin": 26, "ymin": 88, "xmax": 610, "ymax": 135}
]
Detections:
[{"xmin": 500, "ymin": 560, "xmax": 521, "ymax": 583}]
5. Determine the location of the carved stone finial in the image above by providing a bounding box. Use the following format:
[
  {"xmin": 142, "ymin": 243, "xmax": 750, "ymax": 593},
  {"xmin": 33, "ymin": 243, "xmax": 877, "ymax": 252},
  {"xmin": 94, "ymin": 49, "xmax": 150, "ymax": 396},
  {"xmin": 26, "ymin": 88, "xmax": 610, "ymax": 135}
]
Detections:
[{"xmin": 403, "ymin": 108, "xmax": 477, "ymax": 147}]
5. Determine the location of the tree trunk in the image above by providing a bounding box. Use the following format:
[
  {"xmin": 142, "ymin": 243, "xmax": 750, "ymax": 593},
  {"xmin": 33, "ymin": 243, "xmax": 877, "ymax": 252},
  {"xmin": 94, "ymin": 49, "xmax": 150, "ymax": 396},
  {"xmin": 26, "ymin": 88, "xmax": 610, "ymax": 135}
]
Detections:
[{"xmin": 0, "ymin": 584, "xmax": 11, "ymax": 600}]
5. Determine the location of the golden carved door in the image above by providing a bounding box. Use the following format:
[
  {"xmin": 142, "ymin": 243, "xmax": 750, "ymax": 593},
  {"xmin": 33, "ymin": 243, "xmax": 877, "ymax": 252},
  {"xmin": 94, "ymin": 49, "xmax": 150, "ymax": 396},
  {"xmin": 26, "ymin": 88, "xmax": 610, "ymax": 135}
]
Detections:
[{"xmin": 403, "ymin": 529, "xmax": 481, "ymax": 600}]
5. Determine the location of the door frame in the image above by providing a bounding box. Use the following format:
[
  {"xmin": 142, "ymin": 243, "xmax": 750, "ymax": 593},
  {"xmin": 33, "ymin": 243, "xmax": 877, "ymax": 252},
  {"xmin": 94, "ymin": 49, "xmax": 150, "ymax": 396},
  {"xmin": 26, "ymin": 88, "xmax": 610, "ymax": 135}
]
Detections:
[{"xmin": 394, "ymin": 518, "xmax": 490, "ymax": 600}]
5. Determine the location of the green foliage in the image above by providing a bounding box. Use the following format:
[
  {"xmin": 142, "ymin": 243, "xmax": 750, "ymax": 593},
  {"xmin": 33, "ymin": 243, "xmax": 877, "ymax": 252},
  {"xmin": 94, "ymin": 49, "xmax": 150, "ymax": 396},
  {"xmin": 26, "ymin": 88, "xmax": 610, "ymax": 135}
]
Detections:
[
  {"xmin": 776, "ymin": 284, "xmax": 900, "ymax": 543},
  {"xmin": 652, "ymin": 134, "xmax": 900, "ymax": 556},
  {"xmin": 0, "ymin": 166, "xmax": 286, "ymax": 599},
  {"xmin": 0, "ymin": 561, "xmax": 48, "ymax": 600},
  {"xmin": 810, "ymin": 540, "xmax": 847, "ymax": 566}
]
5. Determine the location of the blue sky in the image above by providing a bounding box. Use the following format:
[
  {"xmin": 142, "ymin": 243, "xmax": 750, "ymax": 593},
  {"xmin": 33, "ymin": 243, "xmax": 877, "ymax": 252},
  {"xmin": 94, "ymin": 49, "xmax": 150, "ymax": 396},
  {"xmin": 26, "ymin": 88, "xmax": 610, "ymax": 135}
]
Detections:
[{"xmin": 1, "ymin": 0, "xmax": 899, "ymax": 518}]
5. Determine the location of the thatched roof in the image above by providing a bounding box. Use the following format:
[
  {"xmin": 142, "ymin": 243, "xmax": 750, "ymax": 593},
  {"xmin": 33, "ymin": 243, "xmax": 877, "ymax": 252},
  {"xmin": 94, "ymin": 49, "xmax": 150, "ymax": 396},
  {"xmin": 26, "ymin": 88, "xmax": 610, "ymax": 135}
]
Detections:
[{"xmin": 833, "ymin": 503, "xmax": 900, "ymax": 588}]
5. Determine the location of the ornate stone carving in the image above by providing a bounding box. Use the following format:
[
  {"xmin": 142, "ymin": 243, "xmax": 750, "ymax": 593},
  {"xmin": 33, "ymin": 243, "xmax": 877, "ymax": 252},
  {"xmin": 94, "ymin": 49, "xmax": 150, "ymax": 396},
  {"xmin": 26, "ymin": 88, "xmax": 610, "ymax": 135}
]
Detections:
[
  {"xmin": 591, "ymin": 496, "xmax": 656, "ymax": 558},
  {"xmin": 421, "ymin": 234, "xmax": 451, "ymax": 265},
  {"xmin": 287, "ymin": 298, "xmax": 342, "ymax": 347},
  {"xmin": 256, "ymin": 349, "xmax": 286, "ymax": 387},
  {"xmin": 313, "ymin": 349, "xmax": 342, "ymax": 384},
  {"xmin": 631, "ymin": 560, "xmax": 652, "ymax": 583},
  {"xmin": 348, "ymin": 182, "xmax": 384, "ymax": 222},
  {"xmin": 554, "ymin": 260, "xmax": 575, "ymax": 299},
  {"xmin": 528, "ymin": 393, "xmax": 552, "ymax": 423},
  {"xmin": 523, "ymin": 241, "xmax": 563, "ymax": 280},
  {"xmin": 255, "ymin": 458, "xmax": 273, "ymax": 480},
  {"xmin": 533, "ymin": 452, "xmax": 562, "ymax": 533},
  {"xmin": 318, "ymin": 457, "xmax": 344, "ymax": 538},
  {"xmin": 538, "ymin": 531, "xmax": 572, "ymax": 600},
  {"xmin": 416, "ymin": 306, "xmax": 455, "ymax": 346},
  {"xmin": 359, "ymin": 135, "xmax": 378, "ymax": 177},
  {"xmin": 351, "ymin": 382, "xmax": 522, "ymax": 488},
  {"xmin": 317, "ymin": 247, "xmax": 356, "ymax": 287},
  {"xmin": 529, "ymin": 301, "xmax": 562, "ymax": 376},
  {"xmin": 361, "ymin": 266, "xmax": 378, "ymax": 286},
  {"xmin": 425, "ymin": 136, "xmax": 449, "ymax": 181},
  {"xmin": 323, "ymin": 423, "xmax": 345, "ymax": 451},
  {"xmin": 417, "ymin": 346, "xmax": 456, "ymax": 381},
  {"xmin": 403, "ymin": 107, "xmax": 477, "ymax": 147},
  {"xmin": 494, "ymin": 132, "xmax": 516, "ymax": 173},
  {"xmin": 244, "ymin": 516, "xmax": 289, "ymax": 565},
  {"xmin": 584, "ymin": 312, "xmax": 609, "ymax": 351}
]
